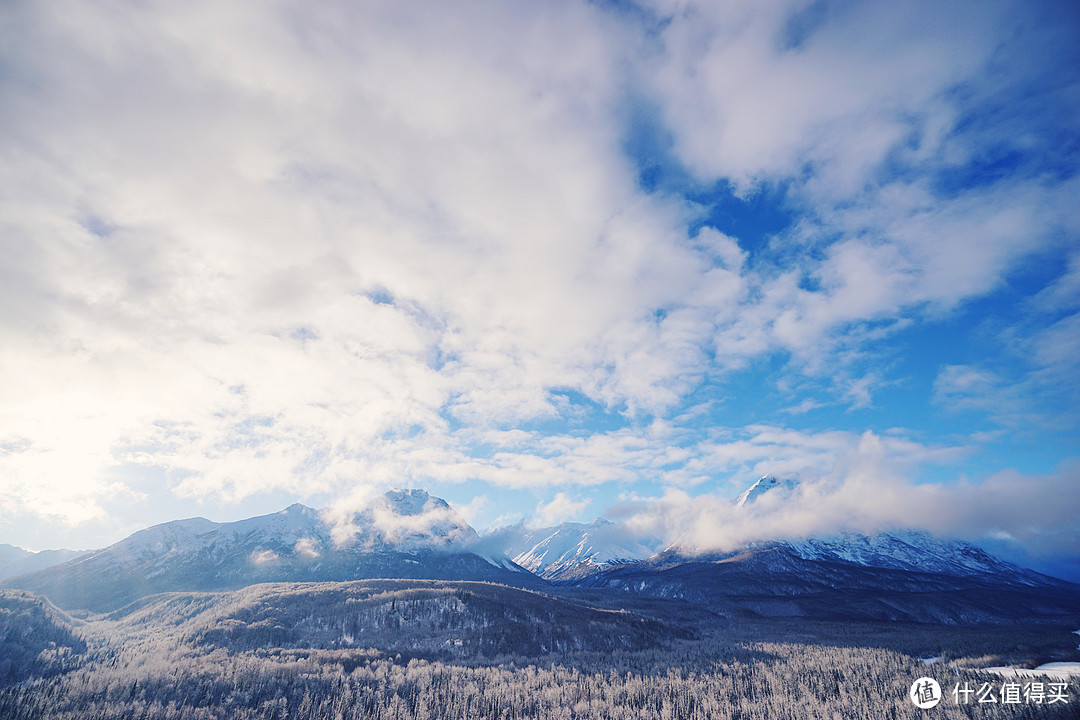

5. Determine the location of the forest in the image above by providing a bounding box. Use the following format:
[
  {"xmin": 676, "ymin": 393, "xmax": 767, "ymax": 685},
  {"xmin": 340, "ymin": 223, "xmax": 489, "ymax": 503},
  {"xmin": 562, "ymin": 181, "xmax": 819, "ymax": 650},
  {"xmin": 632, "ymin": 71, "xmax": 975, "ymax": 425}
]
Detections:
[{"xmin": 2, "ymin": 582, "xmax": 1079, "ymax": 719}]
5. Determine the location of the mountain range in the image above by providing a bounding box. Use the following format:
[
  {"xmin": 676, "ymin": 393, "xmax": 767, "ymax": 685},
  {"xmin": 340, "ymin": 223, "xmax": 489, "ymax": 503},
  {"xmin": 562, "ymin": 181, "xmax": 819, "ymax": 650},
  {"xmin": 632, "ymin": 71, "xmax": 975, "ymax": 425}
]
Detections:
[
  {"xmin": 0, "ymin": 545, "xmax": 87, "ymax": 582},
  {"xmin": 3, "ymin": 479, "xmax": 1078, "ymax": 624},
  {"xmin": 4, "ymin": 489, "xmax": 534, "ymax": 612}
]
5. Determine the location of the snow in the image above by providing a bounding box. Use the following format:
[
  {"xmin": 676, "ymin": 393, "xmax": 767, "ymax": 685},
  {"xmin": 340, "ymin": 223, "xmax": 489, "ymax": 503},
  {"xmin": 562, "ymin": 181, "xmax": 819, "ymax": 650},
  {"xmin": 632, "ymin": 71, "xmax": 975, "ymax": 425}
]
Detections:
[
  {"xmin": 383, "ymin": 489, "xmax": 447, "ymax": 515},
  {"xmin": 981, "ymin": 662, "xmax": 1080, "ymax": 680},
  {"xmin": 920, "ymin": 656, "xmax": 942, "ymax": 666},
  {"xmin": 53, "ymin": 490, "xmax": 518, "ymax": 582},
  {"xmin": 109, "ymin": 517, "xmax": 221, "ymax": 559},
  {"xmin": 733, "ymin": 475, "xmax": 798, "ymax": 508},
  {"xmin": 779, "ymin": 530, "xmax": 1029, "ymax": 579},
  {"xmin": 505, "ymin": 520, "xmax": 660, "ymax": 579}
]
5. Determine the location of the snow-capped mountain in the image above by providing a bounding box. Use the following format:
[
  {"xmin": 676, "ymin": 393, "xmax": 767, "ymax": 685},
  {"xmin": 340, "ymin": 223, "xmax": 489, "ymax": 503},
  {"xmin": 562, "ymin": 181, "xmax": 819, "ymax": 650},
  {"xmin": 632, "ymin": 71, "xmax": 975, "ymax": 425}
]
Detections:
[
  {"xmin": 496, "ymin": 519, "xmax": 662, "ymax": 582},
  {"xmin": 733, "ymin": 475, "xmax": 799, "ymax": 507},
  {"xmin": 565, "ymin": 474, "xmax": 1078, "ymax": 623},
  {"xmin": 727, "ymin": 476, "xmax": 1050, "ymax": 584},
  {"xmin": 574, "ymin": 543, "xmax": 1080, "ymax": 624},
  {"xmin": 4, "ymin": 490, "xmax": 532, "ymax": 612},
  {"xmin": 777, "ymin": 530, "xmax": 1047, "ymax": 583},
  {"xmin": 7, "ymin": 480, "xmax": 1075, "ymax": 624}
]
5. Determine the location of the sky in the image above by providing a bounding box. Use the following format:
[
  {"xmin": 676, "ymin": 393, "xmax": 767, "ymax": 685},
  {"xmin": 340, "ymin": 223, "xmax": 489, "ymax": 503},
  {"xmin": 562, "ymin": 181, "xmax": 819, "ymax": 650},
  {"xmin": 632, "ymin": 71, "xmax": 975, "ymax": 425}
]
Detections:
[{"xmin": 1, "ymin": 0, "xmax": 1079, "ymax": 577}]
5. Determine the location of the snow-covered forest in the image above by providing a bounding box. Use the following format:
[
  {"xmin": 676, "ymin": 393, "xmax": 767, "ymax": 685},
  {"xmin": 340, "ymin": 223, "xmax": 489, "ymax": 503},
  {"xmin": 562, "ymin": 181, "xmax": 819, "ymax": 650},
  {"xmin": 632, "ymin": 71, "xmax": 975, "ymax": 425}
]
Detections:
[{"xmin": 2, "ymin": 583, "xmax": 1077, "ymax": 719}]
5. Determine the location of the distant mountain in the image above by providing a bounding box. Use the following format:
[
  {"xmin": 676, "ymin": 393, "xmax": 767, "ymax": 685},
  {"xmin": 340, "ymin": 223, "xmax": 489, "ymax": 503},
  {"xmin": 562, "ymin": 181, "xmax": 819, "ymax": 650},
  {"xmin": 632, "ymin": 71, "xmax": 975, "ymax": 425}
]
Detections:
[
  {"xmin": 8, "ymin": 480, "xmax": 1077, "ymax": 624},
  {"xmin": 776, "ymin": 530, "xmax": 1051, "ymax": 583},
  {"xmin": 0, "ymin": 544, "xmax": 89, "ymax": 582},
  {"xmin": 495, "ymin": 519, "xmax": 663, "ymax": 582},
  {"xmin": 572, "ymin": 545, "xmax": 1080, "ymax": 624},
  {"xmin": 726, "ymin": 476, "xmax": 1053, "ymax": 584},
  {"xmin": 565, "ymin": 475, "xmax": 1080, "ymax": 623},
  {"xmin": 4, "ymin": 490, "xmax": 536, "ymax": 612}
]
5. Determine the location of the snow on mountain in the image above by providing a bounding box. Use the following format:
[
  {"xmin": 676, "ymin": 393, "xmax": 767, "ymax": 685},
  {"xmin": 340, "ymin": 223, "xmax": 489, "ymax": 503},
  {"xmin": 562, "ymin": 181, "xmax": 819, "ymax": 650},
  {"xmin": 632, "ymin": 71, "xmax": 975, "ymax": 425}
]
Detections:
[
  {"xmin": 497, "ymin": 519, "xmax": 662, "ymax": 582},
  {"xmin": 777, "ymin": 530, "xmax": 1045, "ymax": 583},
  {"xmin": 3, "ymin": 490, "xmax": 529, "ymax": 611},
  {"xmin": 728, "ymin": 475, "xmax": 1054, "ymax": 585},
  {"xmin": 107, "ymin": 517, "xmax": 223, "ymax": 564},
  {"xmin": 733, "ymin": 475, "xmax": 799, "ymax": 507}
]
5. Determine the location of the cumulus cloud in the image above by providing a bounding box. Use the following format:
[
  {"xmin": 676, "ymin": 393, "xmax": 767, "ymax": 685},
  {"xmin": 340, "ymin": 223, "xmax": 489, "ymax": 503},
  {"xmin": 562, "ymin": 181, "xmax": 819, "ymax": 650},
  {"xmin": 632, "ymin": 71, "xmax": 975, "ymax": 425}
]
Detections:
[
  {"xmin": 292, "ymin": 537, "xmax": 320, "ymax": 560},
  {"xmin": 533, "ymin": 493, "xmax": 592, "ymax": 528},
  {"xmin": 0, "ymin": 0, "xmax": 1076, "ymax": 554},
  {"xmin": 323, "ymin": 491, "xmax": 477, "ymax": 550},
  {"xmin": 616, "ymin": 434, "xmax": 1080, "ymax": 557},
  {"xmin": 250, "ymin": 549, "xmax": 279, "ymax": 566}
]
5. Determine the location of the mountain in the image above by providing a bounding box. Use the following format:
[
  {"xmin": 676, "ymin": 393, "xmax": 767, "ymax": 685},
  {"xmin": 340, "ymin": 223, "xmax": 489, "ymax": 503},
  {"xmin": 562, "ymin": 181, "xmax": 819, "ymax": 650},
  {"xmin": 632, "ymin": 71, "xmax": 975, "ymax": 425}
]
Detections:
[
  {"xmin": 566, "ymin": 475, "xmax": 1080, "ymax": 623},
  {"xmin": 0, "ymin": 590, "xmax": 86, "ymax": 687},
  {"xmin": 0, "ymin": 544, "xmax": 89, "ymax": 582},
  {"xmin": 495, "ymin": 519, "xmax": 663, "ymax": 582},
  {"xmin": 776, "ymin": 530, "xmax": 1052, "ymax": 583},
  {"xmin": 733, "ymin": 475, "xmax": 798, "ymax": 507},
  {"xmin": 727, "ymin": 476, "xmax": 1054, "ymax": 583},
  {"xmin": 7, "ymin": 480, "xmax": 1077, "ymax": 624},
  {"xmin": 108, "ymin": 579, "xmax": 691, "ymax": 660},
  {"xmin": 573, "ymin": 545, "xmax": 1080, "ymax": 624},
  {"xmin": 4, "ymin": 490, "xmax": 536, "ymax": 612}
]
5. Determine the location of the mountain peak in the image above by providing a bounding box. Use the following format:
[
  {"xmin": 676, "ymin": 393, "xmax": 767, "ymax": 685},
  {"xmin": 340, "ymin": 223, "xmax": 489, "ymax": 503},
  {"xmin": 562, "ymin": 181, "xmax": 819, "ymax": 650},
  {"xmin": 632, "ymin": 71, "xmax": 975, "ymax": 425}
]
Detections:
[
  {"xmin": 382, "ymin": 488, "xmax": 446, "ymax": 515},
  {"xmin": 281, "ymin": 502, "xmax": 317, "ymax": 516},
  {"xmin": 733, "ymin": 475, "xmax": 799, "ymax": 508}
]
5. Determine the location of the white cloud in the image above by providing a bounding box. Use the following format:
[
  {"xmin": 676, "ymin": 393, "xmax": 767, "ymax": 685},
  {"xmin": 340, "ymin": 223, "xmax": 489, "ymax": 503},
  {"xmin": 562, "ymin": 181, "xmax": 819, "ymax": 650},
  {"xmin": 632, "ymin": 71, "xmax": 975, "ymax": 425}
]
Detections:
[
  {"xmin": 617, "ymin": 434, "xmax": 1080, "ymax": 557},
  {"xmin": 534, "ymin": 492, "xmax": 591, "ymax": 528},
  {"xmin": 0, "ymin": 0, "xmax": 1075, "ymax": 547},
  {"xmin": 250, "ymin": 549, "xmax": 279, "ymax": 566},
  {"xmin": 293, "ymin": 537, "xmax": 320, "ymax": 560}
]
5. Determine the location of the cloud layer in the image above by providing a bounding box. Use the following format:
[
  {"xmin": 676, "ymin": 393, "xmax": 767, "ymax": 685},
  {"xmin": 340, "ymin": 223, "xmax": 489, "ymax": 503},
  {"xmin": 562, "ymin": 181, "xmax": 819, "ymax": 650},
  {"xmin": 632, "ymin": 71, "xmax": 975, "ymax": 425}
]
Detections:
[{"xmin": 0, "ymin": 0, "xmax": 1077, "ymax": 556}]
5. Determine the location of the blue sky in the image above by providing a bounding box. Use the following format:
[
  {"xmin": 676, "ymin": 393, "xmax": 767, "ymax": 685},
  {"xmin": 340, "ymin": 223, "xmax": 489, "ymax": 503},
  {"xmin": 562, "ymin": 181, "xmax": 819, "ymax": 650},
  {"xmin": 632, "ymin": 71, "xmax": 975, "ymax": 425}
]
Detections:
[{"xmin": 1, "ymin": 0, "xmax": 1078, "ymax": 577}]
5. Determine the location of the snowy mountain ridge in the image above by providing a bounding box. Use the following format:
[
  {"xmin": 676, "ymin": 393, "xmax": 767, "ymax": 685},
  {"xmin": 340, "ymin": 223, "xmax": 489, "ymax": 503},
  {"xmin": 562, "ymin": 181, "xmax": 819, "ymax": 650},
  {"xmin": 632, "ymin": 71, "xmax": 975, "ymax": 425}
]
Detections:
[
  {"xmin": 733, "ymin": 475, "xmax": 799, "ymax": 507},
  {"xmin": 496, "ymin": 474, "xmax": 1063, "ymax": 589},
  {"xmin": 4, "ymin": 480, "xmax": 1069, "ymax": 616},
  {"xmin": 3, "ymin": 489, "xmax": 532, "ymax": 611},
  {"xmin": 500, "ymin": 519, "xmax": 663, "ymax": 581}
]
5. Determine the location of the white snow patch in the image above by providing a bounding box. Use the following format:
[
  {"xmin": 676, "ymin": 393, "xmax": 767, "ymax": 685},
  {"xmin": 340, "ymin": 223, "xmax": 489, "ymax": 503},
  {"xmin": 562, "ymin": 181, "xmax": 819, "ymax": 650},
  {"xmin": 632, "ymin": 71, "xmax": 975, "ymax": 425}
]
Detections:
[
  {"xmin": 920, "ymin": 656, "xmax": 942, "ymax": 666},
  {"xmin": 980, "ymin": 662, "xmax": 1080, "ymax": 680}
]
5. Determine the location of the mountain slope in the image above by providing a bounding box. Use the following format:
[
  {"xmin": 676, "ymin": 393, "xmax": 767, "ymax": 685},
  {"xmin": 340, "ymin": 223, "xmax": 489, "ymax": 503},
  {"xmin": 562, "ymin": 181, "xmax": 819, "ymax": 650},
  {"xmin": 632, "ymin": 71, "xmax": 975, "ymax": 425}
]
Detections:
[
  {"xmin": 776, "ymin": 530, "xmax": 1051, "ymax": 583},
  {"xmin": 4, "ymin": 490, "xmax": 536, "ymax": 612},
  {"xmin": 576, "ymin": 546, "xmax": 1080, "ymax": 624},
  {"xmin": 565, "ymin": 475, "xmax": 1080, "ymax": 623},
  {"xmin": 734, "ymin": 477, "xmax": 1058, "ymax": 584},
  {"xmin": 0, "ymin": 590, "xmax": 86, "ymax": 687},
  {"xmin": 108, "ymin": 580, "xmax": 691, "ymax": 659},
  {"xmin": 497, "ymin": 519, "xmax": 662, "ymax": 582}
]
